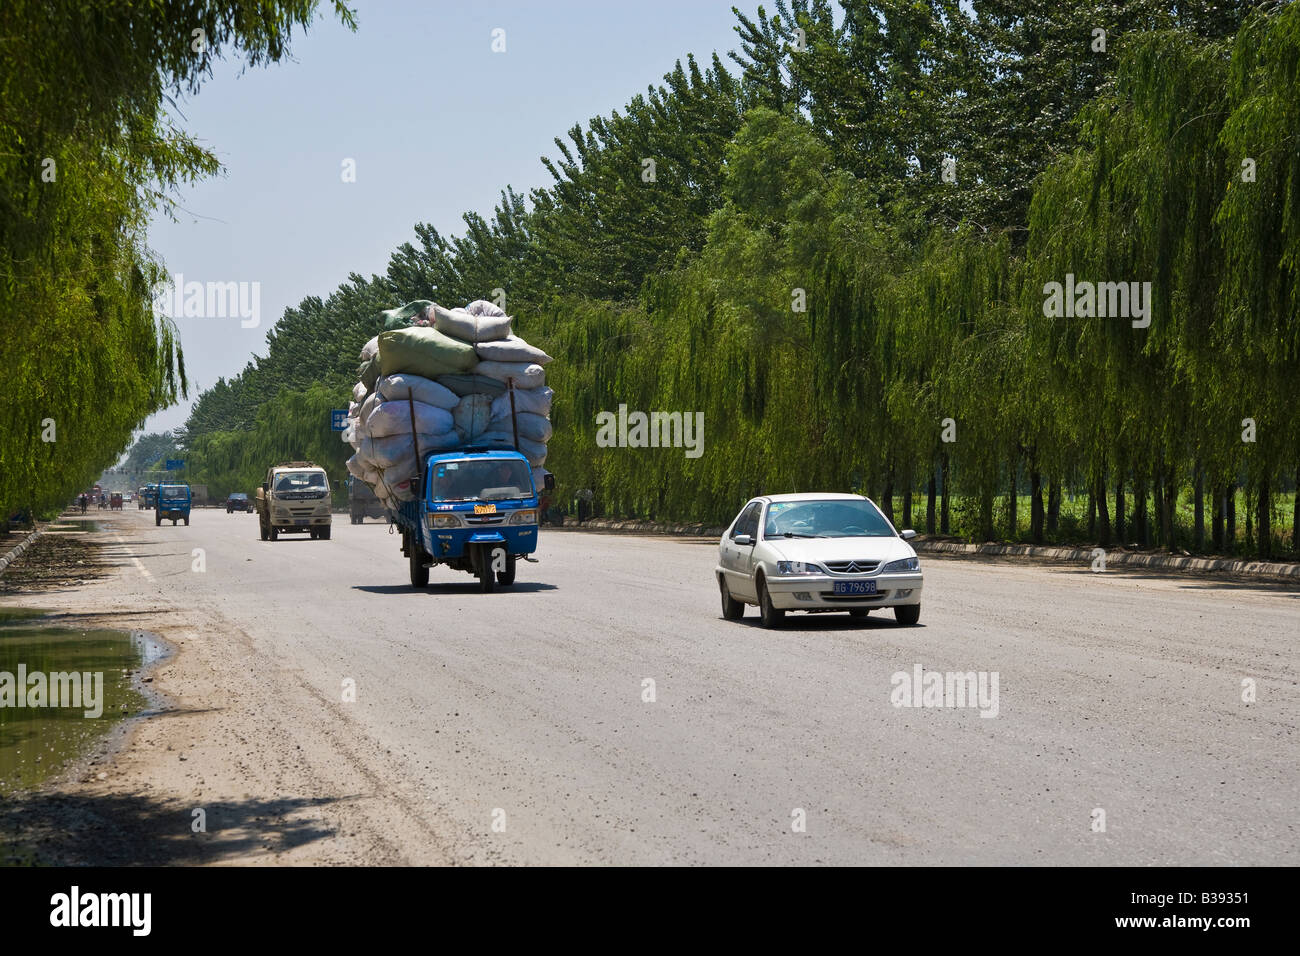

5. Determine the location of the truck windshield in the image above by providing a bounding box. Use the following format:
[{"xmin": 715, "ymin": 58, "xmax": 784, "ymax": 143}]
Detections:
[
  {"xmin": 429, "ymin": 459, "xmax": 533, "ymax": 502},
  {"xmin": 274, "ymin": 472, "xmax": 328, "ymax": 496},
  {"xmin": 159, "ymin": 485, "xmax": 187, "ymax": 499}
]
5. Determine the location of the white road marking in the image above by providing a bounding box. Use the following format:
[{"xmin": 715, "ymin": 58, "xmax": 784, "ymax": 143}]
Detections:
[{"xmin": 115, "ymin": 533, "xmax": 152, "ymax": 578}]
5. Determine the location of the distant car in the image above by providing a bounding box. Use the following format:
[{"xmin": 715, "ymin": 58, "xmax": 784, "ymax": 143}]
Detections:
[
  {"xmin": 716, "ymin": 493, "xmax": 924, "ymax": 628},
  {"xmin": 226, "ymin": 492, "xmax": 253, "ymax": 514}
]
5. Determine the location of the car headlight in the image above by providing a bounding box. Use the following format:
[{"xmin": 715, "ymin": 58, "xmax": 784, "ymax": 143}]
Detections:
[
  {"xmin": 775, "ymin": 560, "xmax": 824, "ymax": 575},
  {"xmin": 881, "ymin": 557, "xmax": 920, "ymax": 572},
  {"xmin": 426, "ymin": 514, "xmax": 463, "ymax": 529},
  {"xmin": 508, "ymin": 510, "xmax": 537, "ymax": 525}
]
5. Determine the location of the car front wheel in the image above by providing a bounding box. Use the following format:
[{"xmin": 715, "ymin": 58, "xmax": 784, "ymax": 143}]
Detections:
[
  {"xmin": 894, "ymin": 604, "xmax": 921, "ymax": 625},
  {"xmin": 719, "ymin": 576, "xmax": 744, "ymax": 620},
  {"xmin": 757, "ymin": 575, "xmax": 785, "ymax": 628}
]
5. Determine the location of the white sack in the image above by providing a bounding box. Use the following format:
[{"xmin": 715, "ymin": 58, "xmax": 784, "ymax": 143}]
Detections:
[
  {"xmin": 452, "ymin": 393, "xmax": 493, "ymax": 440},
  {"xmin": 474, "ymin": 335, "xmax": 553, "ymax": 366},
  {"xmin": 489, "ymin": 385, "xmax": 553, "ymax": 419},
  {"xmin": 361, "ymin": 400, "xmax": 455, "ymax": 439},
  {"xmin": 473, "ymin": 360, "xmax": 545, "ymax": 390},
  {"xmin": 375, "ymin": 373, "xmax": 460, "ymax": 410},
  {"xmin": 434, "ymin": 304, "xmax": 511, "ymax": 344}
]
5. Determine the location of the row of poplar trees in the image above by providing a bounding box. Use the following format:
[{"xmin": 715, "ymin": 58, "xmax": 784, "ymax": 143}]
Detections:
[{"xmin": 181, "ymin": 0, "xmax": 1298, "ymax": 556}]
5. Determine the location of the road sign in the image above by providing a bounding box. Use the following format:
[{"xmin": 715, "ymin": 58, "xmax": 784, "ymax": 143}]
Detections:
[
  {"xmin": 331, "ymin": 409, "xmax": 349, "ymax": 431},
  {"xmin": 165, "ymin": 459, "xmax": 185, "ymax": 470}
]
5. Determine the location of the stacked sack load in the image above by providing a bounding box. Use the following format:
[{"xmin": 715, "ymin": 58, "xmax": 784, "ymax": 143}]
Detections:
[{"xmin": 345, "ymin": 300, "xmax": 553, "ymax": 510}]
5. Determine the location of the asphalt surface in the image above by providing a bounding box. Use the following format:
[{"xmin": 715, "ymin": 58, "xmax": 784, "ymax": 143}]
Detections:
[{"xmin": 10, "ymin": 508, "xmax": 1299, "ymax": 864}]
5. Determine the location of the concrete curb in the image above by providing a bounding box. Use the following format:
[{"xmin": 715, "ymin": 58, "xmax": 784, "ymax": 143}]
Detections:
[
  {"xmin": 0, "ymin": 527, "xmax": 43, "ymax": 576},
  {"xmin": 562, "ymin": 518, "xmax": 1300, "ymax": 582}
]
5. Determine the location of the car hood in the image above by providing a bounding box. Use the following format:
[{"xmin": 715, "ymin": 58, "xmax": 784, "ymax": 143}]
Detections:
[{"xmin": 764, "ymin": 535, "xmax": 916, "ymax": 566}]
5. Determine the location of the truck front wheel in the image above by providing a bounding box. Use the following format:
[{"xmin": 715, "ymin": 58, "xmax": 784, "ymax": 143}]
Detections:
[
  {"xmin": 318, "ymin": 526, "xmax": 331, "ymax": 540},
  {"xmin": 475, "ymin": 545, "xmax": 497, "ymax": 593},
  {"xmin": 270, "ymin": 526, "xmax": 278, "ymax": 541},
  {"xmin": 496, "ymin": 553, "xmax": 517, "ymax": 587},
  {"xmin": 409, "ymin": 539, "xmax": 429, "ymax": 588}
]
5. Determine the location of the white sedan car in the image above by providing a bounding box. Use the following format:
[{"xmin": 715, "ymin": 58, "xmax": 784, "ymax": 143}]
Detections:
[{"xmin": 716, "ymin": 493, "xmax": 923, "ymax": 627}]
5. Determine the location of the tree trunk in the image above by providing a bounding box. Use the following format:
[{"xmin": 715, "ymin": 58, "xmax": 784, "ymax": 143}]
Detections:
[
  {"xmin": 979, "ymin": 485, "xmax": 994, "ymax": 541},
  {"xmin": 1087, "ymin": 489, "xmax": 1096, "ymax": 539},
  {"xmin": 1170, "ymin": 468, "xmax": 1180, "ymax": 548},
  {"xmin": 881, "ymin": 464, "xmax": 895, "ymax": 528},
  {"xmin": 1257, "ymin": 476, "xmax": 1271, "ymax": 558},
  {"xmin": 1212, "ymin": 484, "xmax": 1224, "ymax": 551},
  {"xmin": 1047, "ymin": 478, "xmax": 1061, "ymax": 534},
  {"xmin": 940, "ymin": 453, "xmax": 951, "ymax": 535},
  {"xmin": 1030, "ymin": 469, "xmax": 1044, "ymax": 544},
  {"xmin": 1007, "ymin": 459, "xmax": 1018, "ymax": 541},
  {"xmin": 1226, "ymin": 481, "xmax": 1236, "ymax": 552},
  {"xmin": 1096, "ymin": 471, "xmax": 1111, "ymax": 546},
  {"xmin": 1294, "ymin": 467, "xmax": 1300, "ymax": 556},
  {"xmin": 1114, "ymin": 477, "xmax": 1125, "ymax": 543},
  {"xmin": 903, "ymin": 486, "xmax": 913, "ymax": 531},
  {"xmin": 1152, "ymin": 475, "xmax": 1164, "ymax": 548},
  {"xmin": 926, "ymin": 471, "xmax": 937, "ymax": 535},
  {"xmin": 1193, "ymin": 463, "xmax": 1204, "ymax": 551},
  {"xmin": 1134, "ymin": 474, "xmax": 1149, "ymax": 548}
]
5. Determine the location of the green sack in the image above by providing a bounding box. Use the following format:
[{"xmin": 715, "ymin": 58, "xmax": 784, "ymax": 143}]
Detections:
[
  {"xmin": 359, "ymin": 355, "xmax": 381, "ymax": 390},
  {"xmin": 434, "ymin": 373, "xmax": 508, "ymax": 398},
  {"xmin": 378, "ymin": 326, "xmax": 478, "ymax": 379},
  {"xmin": 380, "ymin": 300, "xmax": 434, "ymax": 330}
]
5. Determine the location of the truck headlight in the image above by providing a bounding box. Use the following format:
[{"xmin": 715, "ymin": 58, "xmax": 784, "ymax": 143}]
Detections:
[
  {"xmin": 427, "ymin": 514, "xmax": 463, "ymax": 529},
  {"xmin": 775, "ymin": 560, "xmax": 824, "ymax": 575},
  {"xmin": 508, "ymin": 510, "xmax": 537, "ymax": 525},
  {"xmin": 881, "ymin": 557, "xmax": 920, "ymax": 572}
]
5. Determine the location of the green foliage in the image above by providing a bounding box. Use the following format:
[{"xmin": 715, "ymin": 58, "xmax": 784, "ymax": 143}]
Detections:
[{"xmin": 1, "ymin": 0, "xmax": 355, "ymax": 517}]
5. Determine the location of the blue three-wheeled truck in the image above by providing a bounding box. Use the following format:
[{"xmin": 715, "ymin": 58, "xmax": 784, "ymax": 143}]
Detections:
[{"xmin": 393, "ymin": 448, "xmax": 555, "ymax": 592}]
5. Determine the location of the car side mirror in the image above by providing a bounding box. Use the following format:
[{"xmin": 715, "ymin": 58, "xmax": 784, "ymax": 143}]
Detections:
[
  {"xmin": 734, "ymin": 533, "xmax": 753, "ymax": 546},
  {"xmin": 543, "ymin": 474, "xmax": 556, "ymax": 491},
  {"xmin": 900, "ymin": 529, "xmax": 917, "ymax": 541}
]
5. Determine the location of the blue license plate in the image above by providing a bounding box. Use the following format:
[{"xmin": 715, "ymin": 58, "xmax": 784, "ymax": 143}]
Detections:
[{"xmin": 833, "ymin": 580, "xmax": 877, "ymax": 595}]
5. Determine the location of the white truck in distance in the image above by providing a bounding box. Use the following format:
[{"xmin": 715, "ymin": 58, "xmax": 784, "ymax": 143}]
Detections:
[{"xmin": 256, "ymin": 462, "xmax": 332, "ymax": 541}]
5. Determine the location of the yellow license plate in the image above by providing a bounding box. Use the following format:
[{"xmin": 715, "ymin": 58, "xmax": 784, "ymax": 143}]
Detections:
[{"xmin": 474, "ymin": 504, "xmax": 497, "ymax": 515}]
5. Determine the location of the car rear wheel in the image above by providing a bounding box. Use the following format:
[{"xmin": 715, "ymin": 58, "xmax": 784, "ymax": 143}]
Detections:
[
  {"xmin": 757, "ymin": 575, "xmax": 784, "ymax": 628},
  {"xmin": 894, "ymin": 604, "xmax": 921, "ymax": 625},
  {"xmin": 719, "ymin": 576, "xmax": 744, "ymax": 620}
]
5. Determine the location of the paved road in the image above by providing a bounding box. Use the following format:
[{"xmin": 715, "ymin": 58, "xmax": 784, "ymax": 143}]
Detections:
[{"xmin": 16, "ymin": 508, "xmax": 1300, "ymax": 864}]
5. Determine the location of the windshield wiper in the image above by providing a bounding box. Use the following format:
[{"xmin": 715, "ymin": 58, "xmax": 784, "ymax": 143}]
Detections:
[{"xmin": 778, "ymin": 532, "xmax": 816, "ymax": 538}]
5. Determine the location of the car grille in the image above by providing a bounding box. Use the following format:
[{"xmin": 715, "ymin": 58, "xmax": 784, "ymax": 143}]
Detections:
[
  {"xmin": 820, "ymin": 591, "xmax": 889, "ymax": 602},
  {"xmin": 823, "ymin": 560, "xmax": 880, "ymax": 574}
]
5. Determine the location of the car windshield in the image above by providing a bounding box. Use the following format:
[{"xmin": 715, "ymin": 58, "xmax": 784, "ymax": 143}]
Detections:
[
  {"xmin": 429, "ymin": 459, "xmax": 533, "ymax": 502},
  {"xmin": 275, "ymin": 472, "xmax": 326, "ymax": 492},
  {"xmin": 230, "ymin": 493, "xmax": 247, "ymax": 500},
  {"xmin": 763, "ymin": 499, "xmax": 895, "ymax": 538}
]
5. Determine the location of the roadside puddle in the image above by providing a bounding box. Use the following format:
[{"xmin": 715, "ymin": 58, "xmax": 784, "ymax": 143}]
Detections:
[{"xmin": 0, "ymin": 608, "xmax": 156, "ymax": 795}]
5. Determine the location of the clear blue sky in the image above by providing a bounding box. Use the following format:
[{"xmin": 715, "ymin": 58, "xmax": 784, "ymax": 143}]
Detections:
[{"xmin": 143, "ymin": 0, "xmax": 762, "ymax": 437}]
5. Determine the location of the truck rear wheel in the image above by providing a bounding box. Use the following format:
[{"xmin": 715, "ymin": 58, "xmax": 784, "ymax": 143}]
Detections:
[
  {"xmin": 155, "ymin": 512, "xmax": 161, "ymax": 526},
  {"xmin": 259, "ymin": 520, "xmax": 268, "ymax": 541},
  {"xmin": 270, "ymin": 526, "xmax": 278, "ymax": 541},
  {"xmin": 409, "ymin": 538, "xmax": 429, "ymax": 588}
]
